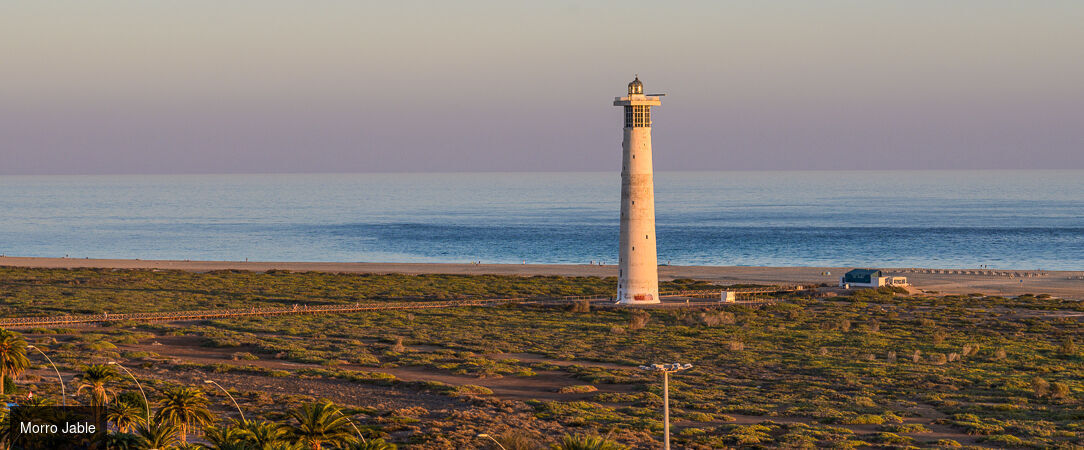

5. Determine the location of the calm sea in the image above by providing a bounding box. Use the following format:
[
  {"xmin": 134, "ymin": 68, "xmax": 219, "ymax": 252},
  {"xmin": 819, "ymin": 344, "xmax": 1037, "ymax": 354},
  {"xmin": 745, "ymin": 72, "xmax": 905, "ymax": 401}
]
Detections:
[{"xmin": 0, "ymin": 171, "xmax": 1081, "ymax": 270}]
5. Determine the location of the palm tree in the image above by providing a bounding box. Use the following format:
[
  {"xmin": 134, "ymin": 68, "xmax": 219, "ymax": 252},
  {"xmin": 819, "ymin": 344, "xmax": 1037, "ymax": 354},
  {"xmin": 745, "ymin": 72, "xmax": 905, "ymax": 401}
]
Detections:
[
  {"xmin": 108, "ymin": 400, "xmax": 147, "ymax": 433},
  {"xmin": 76, "ymin": 364, "xmax": 118, "ymax": 407},
  {"xmin": 268, "ymin": 442, "xmax": 305, "ymax": 450},
  {"xmin": 203, "ymin": 425, "xmax": 251, "ymax": 450},
  {"xmin": 347, "ymin": 439, "xmax": 398, "ymax": 450},
  {"xmin": 104, "ymin": 431, "xmax": 142, "ymax": 450},
  {"xmin": 154, "ymin": 387, "xmax": 215, "ymax": 444},
  {"xmin": 285, "ymin": 401, "xmax": 356, "ymax": 450},
  {"xmin": 134, "ymin": 420, "xmax": 180, "ymax": 449},
  {"xmin": 242, "ymin": 420, "xmax": 288, "ymax": 450},
  {"xmin": 551, "ymin": 434, "xmax": 628, "ymax": 450},
  {"xmin": 0, "ymin": 329, "xmax": 29, "ymax": 396}
]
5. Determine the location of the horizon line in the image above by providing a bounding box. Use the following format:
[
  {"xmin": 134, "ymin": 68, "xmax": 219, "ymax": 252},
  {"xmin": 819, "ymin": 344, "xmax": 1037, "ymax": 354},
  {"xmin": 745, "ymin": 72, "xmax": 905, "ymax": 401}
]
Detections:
[{"xmin": 2, "ymin": 168, "xmax": 1083, "ymax": 177}]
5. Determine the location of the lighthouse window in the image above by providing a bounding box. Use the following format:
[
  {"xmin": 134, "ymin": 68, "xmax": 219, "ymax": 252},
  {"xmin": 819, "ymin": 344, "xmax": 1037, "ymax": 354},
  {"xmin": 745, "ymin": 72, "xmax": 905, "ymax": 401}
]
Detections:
[
  {"xmin": 635, "ymin": 106, "xmax": 651, "ymax": 127},
  {"xmin": 624, "ymin": 105, "xmax": 651, "ymax": 127}
]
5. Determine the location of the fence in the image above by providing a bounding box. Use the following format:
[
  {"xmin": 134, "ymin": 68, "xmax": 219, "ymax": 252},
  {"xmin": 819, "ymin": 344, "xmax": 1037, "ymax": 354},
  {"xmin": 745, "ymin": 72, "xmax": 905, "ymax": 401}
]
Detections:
[{"xmin": 889, "ymin": 268, "xmax": 1049, "ymax": 278}]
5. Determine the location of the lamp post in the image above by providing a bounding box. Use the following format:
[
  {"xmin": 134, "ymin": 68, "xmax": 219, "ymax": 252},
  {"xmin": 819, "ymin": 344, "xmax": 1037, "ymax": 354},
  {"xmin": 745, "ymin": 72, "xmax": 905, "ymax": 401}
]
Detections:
[
  {"xmin": 477, "ymin": 433, "xmax": 507, "ymax": 450},
  {"xmin": 204, "ymin": 379, "xmax": 246, "ymax": 425},
  {"xmin": 27, "ymin": 345, "xmax": 65, "ymax": 406},
  {"xmin": 638, "ymin": 363, "xmax": 693, "ymax": 450},
  {"xmin": 334, "ymin": 408, "xmax": 366, "ymax": 444},
  {"xmin": 108, "ymin": 361, "xmax": 149, "ymax": 422}
]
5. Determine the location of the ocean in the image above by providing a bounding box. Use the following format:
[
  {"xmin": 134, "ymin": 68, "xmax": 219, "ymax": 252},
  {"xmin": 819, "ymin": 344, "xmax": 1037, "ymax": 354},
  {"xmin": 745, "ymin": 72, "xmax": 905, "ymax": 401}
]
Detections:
[{"xmin": 0, "ymin": 170, "xmax": 1081, "ymax": 270}]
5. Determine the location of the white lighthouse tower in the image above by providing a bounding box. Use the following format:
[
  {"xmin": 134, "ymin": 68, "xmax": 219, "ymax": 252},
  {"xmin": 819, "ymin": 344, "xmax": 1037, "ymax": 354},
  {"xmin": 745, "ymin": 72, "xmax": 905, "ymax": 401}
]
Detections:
[{"xmin": 614, "ymin": 76, "xmax": 662, "ymax": 304}]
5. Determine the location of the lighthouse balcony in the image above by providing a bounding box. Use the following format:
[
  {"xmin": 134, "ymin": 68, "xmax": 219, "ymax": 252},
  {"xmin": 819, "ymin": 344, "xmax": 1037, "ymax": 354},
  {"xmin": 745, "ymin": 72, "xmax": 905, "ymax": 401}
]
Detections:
[{"xmin": 613, "ymin": 96, "xmax": 662, "ymax": 106}]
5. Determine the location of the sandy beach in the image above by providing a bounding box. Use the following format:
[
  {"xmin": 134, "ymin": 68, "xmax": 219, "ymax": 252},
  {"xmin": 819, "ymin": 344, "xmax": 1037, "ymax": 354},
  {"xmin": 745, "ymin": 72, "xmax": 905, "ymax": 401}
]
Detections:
[{"xmin": 2, "ymin": 255, "xmax": 1081, "ymax": 299}]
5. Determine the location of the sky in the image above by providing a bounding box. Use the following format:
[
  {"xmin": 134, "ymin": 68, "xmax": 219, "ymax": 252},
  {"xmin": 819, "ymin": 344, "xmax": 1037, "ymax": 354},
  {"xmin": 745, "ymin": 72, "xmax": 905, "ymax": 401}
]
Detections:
[{"xmin": 2, "ymin": 1, "xmax": 1083, "ymax": 174}]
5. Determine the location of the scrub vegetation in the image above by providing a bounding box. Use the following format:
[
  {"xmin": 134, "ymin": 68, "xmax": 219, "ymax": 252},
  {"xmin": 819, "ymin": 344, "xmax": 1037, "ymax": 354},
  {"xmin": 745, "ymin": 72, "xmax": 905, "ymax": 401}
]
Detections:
[{"xmin": 0, "ymin": 267, "xmax": 1081, "ymax": 448}]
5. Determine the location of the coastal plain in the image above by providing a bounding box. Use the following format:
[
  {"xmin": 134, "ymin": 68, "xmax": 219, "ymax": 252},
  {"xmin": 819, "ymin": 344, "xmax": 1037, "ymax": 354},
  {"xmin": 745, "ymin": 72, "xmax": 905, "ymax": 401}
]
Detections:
[
  {"xmin": 0, "ymin": 259, "xmax": 1080, "ymax": 448},
  {"xmin": 1, "ymin": 256, "xmax": 1080, "ymax": 299}
]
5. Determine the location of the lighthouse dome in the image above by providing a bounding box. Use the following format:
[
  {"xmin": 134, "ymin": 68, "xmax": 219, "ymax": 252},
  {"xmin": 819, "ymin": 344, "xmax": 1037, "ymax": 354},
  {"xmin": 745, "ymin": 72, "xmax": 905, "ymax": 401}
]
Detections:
[{"xmin": 628, "ymin": 76, "xmax": 643, "ymax": 95}]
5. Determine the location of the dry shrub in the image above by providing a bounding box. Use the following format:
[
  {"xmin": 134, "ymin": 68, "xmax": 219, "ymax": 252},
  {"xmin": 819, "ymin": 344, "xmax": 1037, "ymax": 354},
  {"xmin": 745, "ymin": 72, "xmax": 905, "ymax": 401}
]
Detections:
[
  {"xmin": 675, "ymin": 309, "xmax": 692, "ymax": 324},
  {"xmin": 994, "ymin": 347, "xmax": 1007, "ymax": 360},
  {"xmin": 609, "ymin": 325, "xmax": 626, "ymax": 335},
  {"xmin": 728, "ymin": 340, "xmax": 744, "ymax": 351},
  {"xmin": 863, "ymin": 353, "xmax": 876, "ymax": 362},
  {"xmin": 699, "ymin": 311, "xmax": 736, "ymax": 327},
  {"xmin": 911, "ymin": 350, "xmax": 922, "ymax": 363},
  {"xmin": 494, "ymin": 430, "xmax": 544, "ymax": 450},
  {"xmin": 947, "ymin": 352, "xmax": 960, "ymax": 362},
  {"xmin": 868, "ymin": 320, "xmax": 880, "ymax": 332},
  {"xmin": 931, "ymin": 331, "xmax": 947, "ymax": 345},
  {"xmin": 838, "ymin": 319, "xmax": 852, "ymax": 332},
  {"xmin": 1032, "ymin": 378, "xmax": 1050, "ymax": 397},
  {"xmin": 819, "ymin": 347, "xmax": 829, "ymax": 357},
  {"xmin": 930, "ymin": 353, "xmax": 948, "ymax": 365},
  {"xmin": 628, "ymin": 310, "xmax": 651, "ymax": 330},
  {"xmin": 962, "ymin": 344, "xmax": 979, "ymax": 357},
  {"xmin": 390, "ymin": 336, "xmax": 406, "ymax": 353},
  {"xmin": 1058, "ymin": 337, "xmax": 1077, "ymax": 356},
  {"xmin": 886, "ymin": 351, "xmax": 897, "ymax": 362},
  {"xmin": 557, "ymin": 385, "xmax": 598, "ymax": 394},
  {"xmin": 570, "ymin": 300, "xmax": 591, "ymax": 313},
  {"xmin": 1050, "ymin": 382, "xmax": 1070, "ymax": 399},
  {"xmin": 393, "ymin": 406, "xmax": 429, "ymax": 418}
]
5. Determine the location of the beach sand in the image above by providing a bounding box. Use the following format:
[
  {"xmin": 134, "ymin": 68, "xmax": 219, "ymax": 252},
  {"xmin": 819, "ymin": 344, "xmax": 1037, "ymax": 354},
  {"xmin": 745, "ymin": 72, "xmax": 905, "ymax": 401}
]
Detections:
[{"xmin": 1, "ymin": 256, "xmax": 1081, "ymax": 299}]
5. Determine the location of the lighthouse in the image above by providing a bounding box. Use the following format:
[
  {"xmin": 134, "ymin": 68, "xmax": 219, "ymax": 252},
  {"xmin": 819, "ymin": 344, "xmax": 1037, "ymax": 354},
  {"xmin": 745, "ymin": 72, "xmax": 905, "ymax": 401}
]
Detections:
[{"xmin": 614, "ymin": 76, "xmax": 662, "ymax": 304}]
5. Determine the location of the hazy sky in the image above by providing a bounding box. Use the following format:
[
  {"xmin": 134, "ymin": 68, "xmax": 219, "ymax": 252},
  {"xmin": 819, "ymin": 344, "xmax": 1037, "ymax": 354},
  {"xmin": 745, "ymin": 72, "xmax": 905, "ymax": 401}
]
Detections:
[{"xmin": 2, "ymin": 1, "xmax": 1083, "ymax": 174}]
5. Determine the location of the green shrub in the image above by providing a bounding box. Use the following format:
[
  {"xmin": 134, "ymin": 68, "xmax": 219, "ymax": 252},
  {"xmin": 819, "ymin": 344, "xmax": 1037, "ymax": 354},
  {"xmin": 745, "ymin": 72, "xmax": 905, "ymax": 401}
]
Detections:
[
  {"xmin": 980, "ymin": 434, "xmax": 1025, "ymax": 446},
  {"xmin": 867, "ymin": 432, "xmax": 912, "ymax": 444},
  {"xmin": 84, "ymin": 341, "xmax": 116, "ymax": 351},
  {"xmin": 231, "ymin": 352, "xmax": 259, "ymax": 361},
  {"xmin": 558, "ymin": 385, "xmax": 598, "ymax": 394},
  {"xmin": 878, "ymin": 423, "xmax": 931, "ymax": 433},
  {"xmin": 452, "ymin": 385, "xmax": 493, "ymax": 396},
  {"xmin": 840, "ymin": 414, "xmax": 885, "ymax": 425}
]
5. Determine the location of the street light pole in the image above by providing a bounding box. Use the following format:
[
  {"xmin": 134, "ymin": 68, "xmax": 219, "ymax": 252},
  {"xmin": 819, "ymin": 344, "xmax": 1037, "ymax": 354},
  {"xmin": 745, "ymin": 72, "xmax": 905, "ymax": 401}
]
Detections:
[
  {"xmin": 27, "ymin": 345, "xmax": 65, "ymax": 406},
  {"xmin": 477, "ymin": 434, "xmax": 507, "ymax": 450},
  {"xmin": 638, "ymin": 363, "xmax": 692, "ymax": 450},
  {"xmin": 204, "ymin": 379, "xmax": 246, "ymax": 425},
  {"xmin": 334, "ymin": 407, "xmax": 366, "ymax": 444},
  {"xmin": 108, "ymin": 361, "xmax": 150, "ymax": 423},
  {"xmin": 663, "ymin": 370, "xmax": 669, "ymax": 449}
]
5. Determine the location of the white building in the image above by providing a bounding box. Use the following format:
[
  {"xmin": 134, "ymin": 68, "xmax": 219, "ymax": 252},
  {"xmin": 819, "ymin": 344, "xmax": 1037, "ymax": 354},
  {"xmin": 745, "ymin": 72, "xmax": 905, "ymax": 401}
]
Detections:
[
  {"xmin": 614, "ymin": 77, "xmax": 663, "ymax": 304},
  {"xmin": 839, "ymin": 269, "xmax": 909, "ymax": 288}
]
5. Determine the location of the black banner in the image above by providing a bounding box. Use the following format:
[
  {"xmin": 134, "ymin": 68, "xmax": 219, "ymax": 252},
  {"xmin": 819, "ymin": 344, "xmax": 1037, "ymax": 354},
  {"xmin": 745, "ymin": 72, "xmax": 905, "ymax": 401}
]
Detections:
[{"xmin": 5, "ymin": 406, "xmax": 106, "ymax": 450}]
